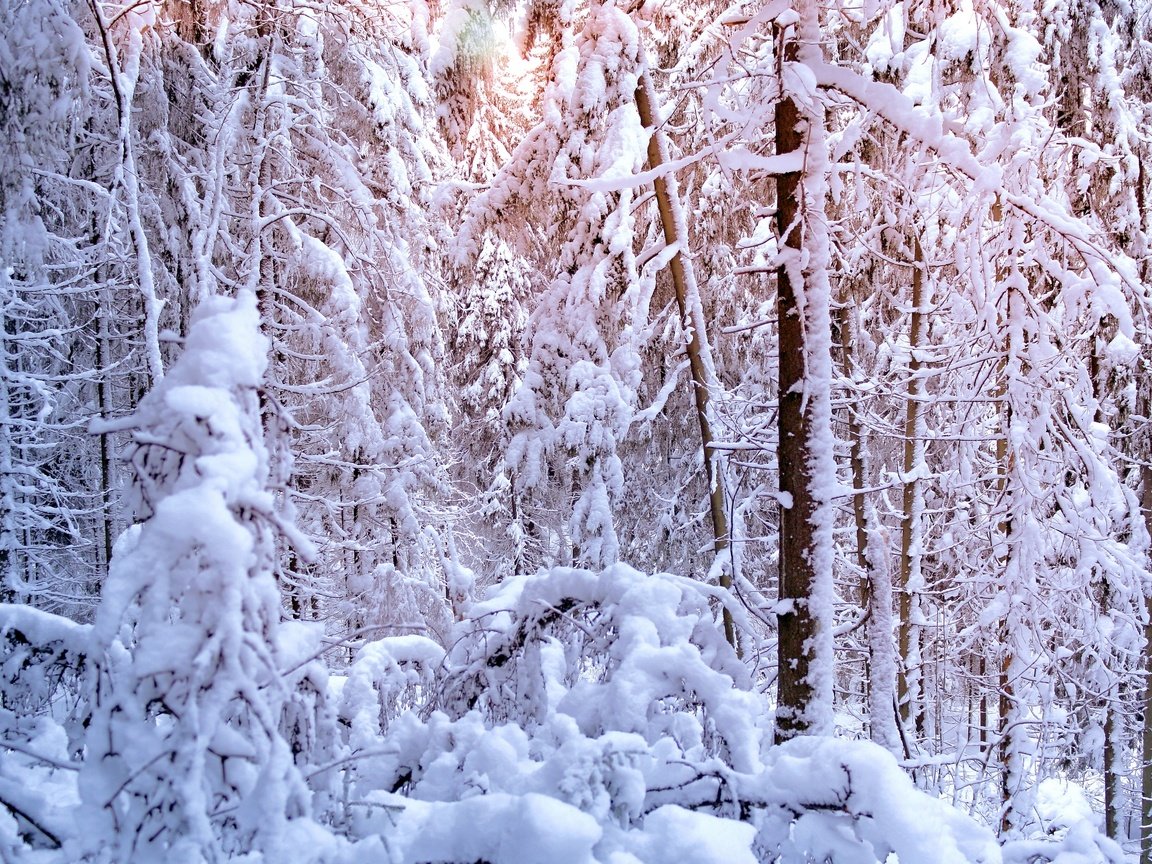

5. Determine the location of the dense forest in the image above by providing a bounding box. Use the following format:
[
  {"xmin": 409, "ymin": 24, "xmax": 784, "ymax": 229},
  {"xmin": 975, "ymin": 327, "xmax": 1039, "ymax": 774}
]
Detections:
[{"xmin": 3, "ymin": 0, "xmax": 1152, "ymax": 860}]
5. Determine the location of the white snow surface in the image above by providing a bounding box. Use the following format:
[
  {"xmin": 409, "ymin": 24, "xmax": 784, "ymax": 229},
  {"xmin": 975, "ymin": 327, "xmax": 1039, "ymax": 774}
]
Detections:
[{"xmin": 5, "ymin": 557, "xmax": 1128, "ymax": 863}]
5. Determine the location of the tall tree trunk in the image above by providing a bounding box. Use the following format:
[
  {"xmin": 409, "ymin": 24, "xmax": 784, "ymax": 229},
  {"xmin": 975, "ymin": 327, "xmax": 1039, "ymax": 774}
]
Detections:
[
  {"xmin": 1142, "ymin": 451, "xmax": 1152, "ymax": 863},
  {"xmin": 898, "ymin": 237, "xmax": 927, "ymax": 737},
  {"xmin": 866, "ymin": 513, "xmax": 899, "ymax": 753},
  {"xmin": 1104, "ymin": 653, "xmax": 1119, "ymax": 839},
  {"xmin": 634, "ymin": 67, "xmax": 736, "ymax": 649},
  {"xmin": 774, "ymin": 10, "xmax": 836, "ymax": 740},
  {"xmin": 1091, "ymin": 336, "xmax": 1122, "ymax": 841},
  {"xmin": 1138, "ymin": 163, "xmax": 1152, "ymax": 864},
  {"xmin": 839, "ymin": 302, "xmax": 898, "ymax": 751},
  {"xmin": 994, "ymin": 208, "xmax": 1024, "ymax": 834},
  {"xmin": 997, "ymin": 416, "xmax": 1015, "ymax": 835},
  {"xmin": 95, "ymin": 283, "xmax": 115, "ymax": 580},
  {"xmin": 839, "ymin": 302, "xmax": 870, "ymax": 602},
  {"xmin": 0, "ymin": 311, "xmax": 18, "ymax": 604}
]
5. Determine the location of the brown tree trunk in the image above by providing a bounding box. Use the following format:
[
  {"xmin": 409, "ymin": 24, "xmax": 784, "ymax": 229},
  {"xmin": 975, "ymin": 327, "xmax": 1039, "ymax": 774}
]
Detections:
[
  {"xmin": 1139, "ymin": 198, "xmax": 1152, "ymax": 864},
  {"xmin": 774, "ymin": 17, "xmax": 834, "ymax": 738},
  {"xmin": 634, "ymin": 69, "xmax": 736, "ymax": 649},
  {"xmin": 898, "ymin": 237, "xmax": 926, "ymax": 737},
  {"xmin": 1139, "ymin": 285, "xmax": 1152, "ymax": 859},
  {"xmin": 1143, "ymin": 459, "xmax": 1152, "ymax": 863},
  {"xmin": 774, "ymin": 38, "xmax": 813, "ymax": 739}
]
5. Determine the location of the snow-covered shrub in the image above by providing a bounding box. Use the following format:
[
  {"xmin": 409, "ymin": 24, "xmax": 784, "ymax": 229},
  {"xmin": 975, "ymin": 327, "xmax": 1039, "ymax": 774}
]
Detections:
[
  {"xmin": 746, "ymin": 737, "xmax": 1002, "ymax": 864},
  {"xmin": 0, "ymin": 714, "xmax": 76, "ymax": 857},
  {"xmin": 2, "ymin": 546, "xmax": 1012, "ymax": 861},
  {"xmin": 435, "ymin": 563, "xmax": 763, "ymax": 768},
  {"xmin": 0, "ymin": 605, "xmax": 90, "ymax": 856},
  {"xmin": 1001, "ymin": 821, "xmax": 1125, "ymax": 864},
  {"xmin": 337, "ymin": 634, "xmax": 445, "ymax": 749},
  {"xmin": 1000, "ymin": 778, "xmax": 1125, "ymax": 864},
  {"xmin": 0, "ymin": 604, "xmax": 89, "ymax": 730},
  {"xmin": 328, "ymin": 563, "xmax": 1002, "ymax": 864},
  {"xmin": 75, "ymin": 294, "xmax": 330, "ymax": 863},
  {"xmin": 276, "ymin": 618, "xmax": 342, "ymax": 821}
]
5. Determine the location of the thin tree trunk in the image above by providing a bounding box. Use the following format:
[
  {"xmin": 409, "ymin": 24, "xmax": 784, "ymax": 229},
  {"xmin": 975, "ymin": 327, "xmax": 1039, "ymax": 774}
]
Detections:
[
  {"xmin": 1105, "ymin": 679, "xmax": 1119, "ymax": 839},
  {"xmin": 997, "ymin": 463, "xmax": 1014, "ymax": 836},
  {"xmin": 87, "ymin": 0, "xmax": 165, "ymax": 384},
  {"xmin": 866, "ymin": 515, "xmax": 899, "ymax": 752},
  {"xmin": 839, "ymin": 302, "xmax": 869, "ymax": 708},
  {"xmin": 1142, "ymin": 454, "xmax": 1152, "ymax": 863},
  {"xmin": 898, "ymin": 237, "xmax": 927, "ymax": 737},
  {"xmin": 0, "ymin": 309, "xmax": 18, "ymax": 603},
  {"xmin": 839, "ymin": 303, "xmax": 898, "ymax": 751},
  {"xmin": 1138, "ymin": 163, "xmax": 1152, "ymax": 864},
  {"xmin": 634, "ymin": 68, "xmax": 736, "ymax": 649},
  {"xmin": 1091, "ymin": 335, "xmax": 1121, "ymax": 840},
  {"xmin": 979, "ymin": 653, "xmax": 989, "ymax": 747},
  {"xmin": 839, "ymin": 303, "xmax": 870, "ymax": 596},
  {"xmin": 994, "ymin": 198, "xmax": 1020, "ymax": 833},
  {"xmin": 95, "ymin": 283, "xmax": 115, "ymax": 579}
]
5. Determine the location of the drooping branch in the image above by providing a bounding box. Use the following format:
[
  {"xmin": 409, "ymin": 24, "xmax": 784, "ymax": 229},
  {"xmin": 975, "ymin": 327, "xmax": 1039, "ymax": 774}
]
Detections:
[{"xmin": 813, "ymin": 62, "xmax": 1142, "ymax": 319}]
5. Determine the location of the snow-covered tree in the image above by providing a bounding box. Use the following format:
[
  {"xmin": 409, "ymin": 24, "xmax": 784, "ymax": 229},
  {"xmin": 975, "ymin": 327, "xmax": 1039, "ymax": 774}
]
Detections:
[
  {"xmin": 230, "ymin": 0, "xmax": 459, "ymax": 644},
  {"xmin": 458, "ymin": 0, "xmax": 659, "ymax": 572},
  {"xmin": 0, "ymin": 0, "xmax": 110, "ymax": 616},
  {"xmin": 78, "ymin": 293, "xmax": 323, "ymax": 862},
  {"xmin": 6, "ymin": 0, "xmax": 1152, "ymax": 857}
]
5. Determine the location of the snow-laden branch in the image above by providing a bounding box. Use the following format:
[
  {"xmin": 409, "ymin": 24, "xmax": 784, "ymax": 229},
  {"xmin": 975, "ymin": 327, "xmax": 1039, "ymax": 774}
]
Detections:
[
  {"xmin": 549, "ymin": 128, "xmax": 744, "ymax": 193},
  {"xmin": 812, "ymin": 61, "xmax": 1142, "ymax": 334}
]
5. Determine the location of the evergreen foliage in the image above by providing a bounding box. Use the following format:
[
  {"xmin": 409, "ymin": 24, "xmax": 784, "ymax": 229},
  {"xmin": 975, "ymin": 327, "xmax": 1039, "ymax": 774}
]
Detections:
[{"xmin": 2, "ymin": 0, "xmax": 1151, "ymax": 860}]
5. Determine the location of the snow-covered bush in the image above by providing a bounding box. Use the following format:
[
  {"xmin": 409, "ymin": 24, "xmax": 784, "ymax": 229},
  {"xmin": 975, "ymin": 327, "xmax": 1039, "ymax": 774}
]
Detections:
[
  {"xmin": 75, "ymin": 294, "xmax": 329, "ymax": 863},
  {"xmin": 0, "ymin": 605, "xmax": 89, "ymax": 730},
  {"xmin": 324, "ymin": 563, "xmax": 1004, "ymax": 863},
  {"xmin": 999, "ymin": 779, "xmax": 1126, "ymax": 864},
  {"xmin": 1, "ymin": 540, "xmax": 1093, "ymax": 863},
  {"xmin": 435, "ymin": 564, "xmax": 762, "ymax": 763},
  {"xmin": 336, "ymin": 633, "xmax": 445, "ymax": 749},
  {"xmin": 0, "ymin": 604, "xmax": 90, "ymax": 855}
]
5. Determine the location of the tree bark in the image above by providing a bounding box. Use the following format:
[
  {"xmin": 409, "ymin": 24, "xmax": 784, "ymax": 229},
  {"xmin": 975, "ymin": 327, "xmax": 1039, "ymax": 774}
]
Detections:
[
  {"xmin": 1142, "ymin": 454, "xmax": 1152, "ymax": 863},
  {"xmin": 774, "ymin": 10, "xmax": 835, "ymax": 739},
  {"xmin": 1138, "ymin": 163, "xmax": 1152, "ymax": 864},
  {"xmin": 898, "ymin": 237, "xmax": 927, "ymax": 737},
  {"xmin": 634, "ymin": 68, "xmax": 736, "ymax": 649}
]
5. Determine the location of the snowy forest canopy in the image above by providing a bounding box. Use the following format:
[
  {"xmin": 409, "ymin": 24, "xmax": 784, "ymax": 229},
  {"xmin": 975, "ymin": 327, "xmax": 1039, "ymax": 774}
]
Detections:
[{"xmin": 3, "ymin": 0, "xmax": 1152, "ymax": 861}]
